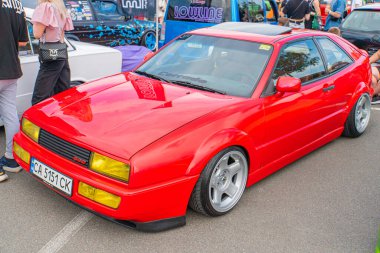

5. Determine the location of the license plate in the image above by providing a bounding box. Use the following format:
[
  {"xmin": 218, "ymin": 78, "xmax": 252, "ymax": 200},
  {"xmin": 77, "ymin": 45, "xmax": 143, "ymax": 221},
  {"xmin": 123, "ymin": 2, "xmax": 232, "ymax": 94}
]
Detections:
[{"xmin": 30, "ymin": 158, "xmax": 73, "ymax": 196}]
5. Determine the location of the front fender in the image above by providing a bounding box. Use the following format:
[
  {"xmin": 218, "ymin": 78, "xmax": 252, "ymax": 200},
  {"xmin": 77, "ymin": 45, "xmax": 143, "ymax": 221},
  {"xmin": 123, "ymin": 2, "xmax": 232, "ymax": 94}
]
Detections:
[{"xmin": 186, "ymin": 128, "xmax": 257, "ymax": 176}]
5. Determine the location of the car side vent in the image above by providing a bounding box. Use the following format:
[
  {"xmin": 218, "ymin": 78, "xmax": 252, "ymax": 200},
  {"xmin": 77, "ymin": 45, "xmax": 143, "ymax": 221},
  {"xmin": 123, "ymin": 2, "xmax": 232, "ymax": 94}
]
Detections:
[{"xmin": 38, "ymin": 129, "xmax": 91, "ymax": 167}]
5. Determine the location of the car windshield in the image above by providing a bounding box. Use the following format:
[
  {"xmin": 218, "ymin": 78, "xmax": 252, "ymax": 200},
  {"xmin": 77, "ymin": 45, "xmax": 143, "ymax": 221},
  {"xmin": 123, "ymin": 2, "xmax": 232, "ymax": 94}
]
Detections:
[
  {"xmin": 136, "ymin": 35, "xmax": 273, "ymax": 97},
  {"xmin": 342, "ymin": 10, "xmax": 380, "ymax": 32}
]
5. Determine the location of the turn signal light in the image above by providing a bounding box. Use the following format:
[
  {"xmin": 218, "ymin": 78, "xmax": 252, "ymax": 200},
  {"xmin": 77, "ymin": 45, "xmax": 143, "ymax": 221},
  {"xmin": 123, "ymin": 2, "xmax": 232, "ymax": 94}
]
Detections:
[
  {"xmin": 78, "ymin": 182, "xmax": 121, "ymax": 209},
  {"xmin": 13, "ymin": 141, "xmax": 30, "ymax": 164}
]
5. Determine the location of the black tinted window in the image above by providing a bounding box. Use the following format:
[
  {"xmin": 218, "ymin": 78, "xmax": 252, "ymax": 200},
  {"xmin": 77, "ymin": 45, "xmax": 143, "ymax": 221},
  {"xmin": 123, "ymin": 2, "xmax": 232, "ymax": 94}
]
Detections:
[
  {"xmin": 317, "ymin": 38, "xmax": 352, "ymax": 73},
  {"xmin": 273, "ymin": 39, "xmax": 325, "ymax": 84},
  {"xmin": 167, "ymin": 0, "xmax": 231, "ymax": 23}
]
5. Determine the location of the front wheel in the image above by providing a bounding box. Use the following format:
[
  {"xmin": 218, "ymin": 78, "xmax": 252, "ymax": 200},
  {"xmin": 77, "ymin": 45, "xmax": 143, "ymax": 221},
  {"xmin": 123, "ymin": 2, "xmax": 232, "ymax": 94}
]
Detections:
[
  {"xmin": 343, "ymin": 93, "xmax": 371, "ymax": 138},
  {"xmin": 189, "ymin": 147, "xmax": 248, "ymax": 216}
]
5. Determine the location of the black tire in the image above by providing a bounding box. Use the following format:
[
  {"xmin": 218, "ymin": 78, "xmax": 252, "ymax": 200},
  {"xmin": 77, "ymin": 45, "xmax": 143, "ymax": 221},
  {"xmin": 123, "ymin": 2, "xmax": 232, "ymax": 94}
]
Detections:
[
  {"xmin": 189, "ymin": 146, "xmax": 248, "ymax": 216},
  {"xmin": 343, "ymin": 93, "xmax": 371, "ymax": 138}
]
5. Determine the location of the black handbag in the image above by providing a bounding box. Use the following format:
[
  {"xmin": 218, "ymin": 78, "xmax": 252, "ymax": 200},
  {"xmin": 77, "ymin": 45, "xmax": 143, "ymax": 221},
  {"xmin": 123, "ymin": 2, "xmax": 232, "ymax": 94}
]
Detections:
[{"xmin": 39, "ymin": 42, "xmax": 68, "ymax": 62}]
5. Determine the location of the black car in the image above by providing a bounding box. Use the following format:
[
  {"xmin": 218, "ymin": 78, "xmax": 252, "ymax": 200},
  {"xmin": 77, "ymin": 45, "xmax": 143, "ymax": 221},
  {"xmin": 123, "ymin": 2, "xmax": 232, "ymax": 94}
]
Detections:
[
  {"xmin": 22, "ymin": 0, "xmax": 160, "ymax": 50},
  {"xmin": 341, "ymin": 4, "xmax": 380, "ymax": 60}
]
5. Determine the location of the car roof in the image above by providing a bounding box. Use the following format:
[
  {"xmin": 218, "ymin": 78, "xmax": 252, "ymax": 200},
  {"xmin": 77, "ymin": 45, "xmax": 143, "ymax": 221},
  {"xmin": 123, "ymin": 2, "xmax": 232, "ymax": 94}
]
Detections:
[
  {"xmin": 209, "ymin": 23, "xmax": 293, "ymax": 36},
  {"xmin": 354, "ymin": 3, "xmax": 380, "ymax": 10},
  {"xmin": 188, "ymin": 22, "xmax": 327, "ymax": 44}
]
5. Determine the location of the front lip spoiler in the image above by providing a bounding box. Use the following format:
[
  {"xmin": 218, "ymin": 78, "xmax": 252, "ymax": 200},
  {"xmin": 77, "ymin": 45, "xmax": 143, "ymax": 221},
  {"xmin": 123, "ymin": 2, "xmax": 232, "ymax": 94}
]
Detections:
[
  {"xmin": 23, "ymin": 171, "xmax": 187, "ymax": 232},
  {"xmin": 68, "ymin": 198, "xmax": 187, "ymax": 232}
]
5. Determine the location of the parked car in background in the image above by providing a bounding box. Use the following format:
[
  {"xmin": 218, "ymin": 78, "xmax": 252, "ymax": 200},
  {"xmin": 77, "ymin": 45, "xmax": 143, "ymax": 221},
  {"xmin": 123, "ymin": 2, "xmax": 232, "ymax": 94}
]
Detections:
[
  {"xmin": 14, "ymin": 23, "xmax": 372, "ymax": 231},
  {"xmin": 159, "ymin": 0, "xmax": 279, "ymax": 46},
  {"xmin": 11, "ymin": 8, "xmax": 122, "ymax": 121},
  {"xmin": 340, "ymin": 4, "xmax": 380, "ymax": 61},
  {"xmin": 22, "ymin": 0, "xmax": 160, "ymax": 50}
]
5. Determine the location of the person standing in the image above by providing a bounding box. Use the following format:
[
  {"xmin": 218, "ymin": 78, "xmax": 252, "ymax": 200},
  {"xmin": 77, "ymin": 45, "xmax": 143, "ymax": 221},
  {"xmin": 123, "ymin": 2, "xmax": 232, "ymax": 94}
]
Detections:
[
  {"xmin": 158, "ymin": 0, "xmax": 167, "ymax": 24},
  {"xmin": 324, "ymin": 0, "xmax": 346, "ymax": 31},
  {"xmin": 0, "ymin": 0, "xmax": 29, "ymax": 182},
  {"xmin": 305, "ymin": 0, "xmax": 321, "ymax": 29},
  {"xmin": 31, "ymin": 0, "xmax": 74, "ymax": 105},
  {"xmin": 282, "ymin": 0, "xmax": 311, "ymax": 28},
  {"xmin": 370, "ymin": 50, "xmax": 380, "ymax": 104}
]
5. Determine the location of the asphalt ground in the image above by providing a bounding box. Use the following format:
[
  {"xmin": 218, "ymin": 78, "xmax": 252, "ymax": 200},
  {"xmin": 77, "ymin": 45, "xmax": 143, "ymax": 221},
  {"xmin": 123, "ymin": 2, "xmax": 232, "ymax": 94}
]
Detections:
[{"xmin": 0, "ymin": 106, "xmax": 379, "ymax": 253}]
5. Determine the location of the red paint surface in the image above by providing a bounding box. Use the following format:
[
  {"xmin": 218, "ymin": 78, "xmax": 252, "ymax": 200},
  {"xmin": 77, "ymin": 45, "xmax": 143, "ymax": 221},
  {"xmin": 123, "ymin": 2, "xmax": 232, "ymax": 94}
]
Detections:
[{"xmin": 14, "ymin": 29, "xmax": 372, "ymax": 224}]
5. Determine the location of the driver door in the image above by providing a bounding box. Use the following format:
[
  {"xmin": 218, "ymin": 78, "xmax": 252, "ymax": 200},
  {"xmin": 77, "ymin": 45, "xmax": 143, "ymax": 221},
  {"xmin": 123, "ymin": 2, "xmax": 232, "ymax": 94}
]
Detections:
[{"xmin": 259, "ymin": 38, "xmax": 337, "ymax": 168}]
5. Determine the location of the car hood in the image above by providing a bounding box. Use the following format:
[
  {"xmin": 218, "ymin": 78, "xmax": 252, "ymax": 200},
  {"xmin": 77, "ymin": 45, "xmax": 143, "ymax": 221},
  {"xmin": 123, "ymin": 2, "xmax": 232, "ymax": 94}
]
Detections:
[{"xmin": 30, "ymin": 73, "xmax": 242, "ymax": 159}]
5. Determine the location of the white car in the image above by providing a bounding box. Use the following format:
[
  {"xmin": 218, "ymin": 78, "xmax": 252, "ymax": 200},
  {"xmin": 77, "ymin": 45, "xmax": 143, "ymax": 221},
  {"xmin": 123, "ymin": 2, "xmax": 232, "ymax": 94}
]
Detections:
[{"xmin": 12, "ymin": 8, "xmax": 122, "ymax": 120}]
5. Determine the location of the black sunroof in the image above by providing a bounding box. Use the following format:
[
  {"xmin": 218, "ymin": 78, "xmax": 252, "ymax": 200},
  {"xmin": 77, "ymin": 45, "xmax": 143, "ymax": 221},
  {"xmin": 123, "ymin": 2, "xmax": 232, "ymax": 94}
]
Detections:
[{"xmin": 209, "ymin": 22, "xmax": 292, "ymax": 36}]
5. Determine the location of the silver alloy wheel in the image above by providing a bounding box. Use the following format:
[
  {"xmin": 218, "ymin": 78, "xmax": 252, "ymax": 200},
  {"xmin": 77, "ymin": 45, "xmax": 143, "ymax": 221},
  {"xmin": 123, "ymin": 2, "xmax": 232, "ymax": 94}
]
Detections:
[
  {"xmin": 355, "ymin": 94, "xmax": 371, "ymax": 134},
  {"xmin": 208, "ymin": 150, "xmax": 248, "ymax": 213}
]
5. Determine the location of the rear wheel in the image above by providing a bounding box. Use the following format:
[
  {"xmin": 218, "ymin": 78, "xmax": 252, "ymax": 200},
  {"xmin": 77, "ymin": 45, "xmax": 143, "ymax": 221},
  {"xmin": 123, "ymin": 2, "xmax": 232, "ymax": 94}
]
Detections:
[
  {"xmin": 189, "ymin": 147, "xmax": 248, "ymax": 216},
  {"xmin": 141, "ymin": 31, "xmax": 157, "ymax": 51},
  {"xmin": 343, "ymin": 93, "xmax": 371, "ymax": 137}
]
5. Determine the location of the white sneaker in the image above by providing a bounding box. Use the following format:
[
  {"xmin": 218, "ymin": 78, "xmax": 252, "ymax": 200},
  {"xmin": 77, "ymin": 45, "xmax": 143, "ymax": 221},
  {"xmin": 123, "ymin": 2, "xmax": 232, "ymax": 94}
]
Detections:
[{"xmin": 0, "ymin": 168, "xmax": 9, "ymax": 182}]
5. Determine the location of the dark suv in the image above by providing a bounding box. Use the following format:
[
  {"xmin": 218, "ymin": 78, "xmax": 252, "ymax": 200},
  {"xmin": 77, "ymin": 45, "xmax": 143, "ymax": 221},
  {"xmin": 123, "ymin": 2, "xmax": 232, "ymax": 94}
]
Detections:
[
  {"xmin": 22, "ymin": 0, "xmax": 160, "ymax": 50},
  {"xmin": 341, "ymin": 4, "xmax": 380, "ymax": 60}
]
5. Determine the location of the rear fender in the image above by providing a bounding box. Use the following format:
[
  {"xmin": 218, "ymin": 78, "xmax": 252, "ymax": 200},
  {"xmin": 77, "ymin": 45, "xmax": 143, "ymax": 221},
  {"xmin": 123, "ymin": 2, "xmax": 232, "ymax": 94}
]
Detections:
[
  {"xmin": 344, "ymin": 81, "xmax": 372, "ymax": 119},
  {"xmin": 185, "ymin": 128, "xmax": 257, "ymax": 176}
]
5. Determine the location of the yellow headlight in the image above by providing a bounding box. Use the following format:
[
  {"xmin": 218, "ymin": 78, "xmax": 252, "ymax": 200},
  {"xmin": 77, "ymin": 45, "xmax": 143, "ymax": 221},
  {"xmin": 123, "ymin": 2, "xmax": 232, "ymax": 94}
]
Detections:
[
  {"xmin": 89, "ymin": 152, "xmax": 130, "ymax": 182},
  {"xmin": 21, "ymin": 118, "xmax": 40, "ymax": 142},
  {"xmin": 78, "ymin": 182, "xmax": 121, "ymax": 209},
  {"xmin": 13, "ymin": 141, "xmax": 30, "ymax": 164}
]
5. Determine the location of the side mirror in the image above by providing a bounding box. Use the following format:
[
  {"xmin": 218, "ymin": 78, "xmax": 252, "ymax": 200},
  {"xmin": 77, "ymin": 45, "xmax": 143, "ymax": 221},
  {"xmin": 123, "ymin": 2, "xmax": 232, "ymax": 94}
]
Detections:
[
  {"xmin": 143, "ymin": 51, "xmax": 155, "ymax": 62},
  {"xmin": 276, "ymin": 76, "xmax": 301, "ymax": 93}
]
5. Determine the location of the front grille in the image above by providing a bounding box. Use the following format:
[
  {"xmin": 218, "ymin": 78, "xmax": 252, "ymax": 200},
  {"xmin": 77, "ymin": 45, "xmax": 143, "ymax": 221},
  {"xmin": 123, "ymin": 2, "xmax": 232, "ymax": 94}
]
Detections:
[{"xmin": 38, "ymin": 129, "xmax": 91, "ymax": 167}]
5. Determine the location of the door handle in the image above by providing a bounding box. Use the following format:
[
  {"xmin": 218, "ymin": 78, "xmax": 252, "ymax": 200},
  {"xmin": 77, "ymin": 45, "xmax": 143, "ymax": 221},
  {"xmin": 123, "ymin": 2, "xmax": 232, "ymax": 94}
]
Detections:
[{"xmin": 323, "ymin": 85, "xmax": 335, "ymax": 92}]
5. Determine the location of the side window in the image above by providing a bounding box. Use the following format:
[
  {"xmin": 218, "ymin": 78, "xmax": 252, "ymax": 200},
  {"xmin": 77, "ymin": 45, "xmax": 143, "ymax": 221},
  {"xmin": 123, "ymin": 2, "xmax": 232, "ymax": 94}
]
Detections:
[
  {"xmin": 92, "ymin": 0, "xmax": 125, "ymax": 21},
  {"xmin": 317, "ymin": 37, "xmax": 353, "ymax": 73},
  {"xmin": 273, "ymin": 39, "xmax": 325, "ymax": 84},
  {"xmin": 238, "ymin": 0, "xmax": 264, "ymax": 22}
]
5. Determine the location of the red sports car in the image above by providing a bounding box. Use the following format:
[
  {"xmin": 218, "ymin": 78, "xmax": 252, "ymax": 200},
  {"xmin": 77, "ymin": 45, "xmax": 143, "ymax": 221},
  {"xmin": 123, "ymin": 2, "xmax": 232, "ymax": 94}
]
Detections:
[{"xmin": 14, "ymin": 23, "xmax": 372, "ymax": 231}]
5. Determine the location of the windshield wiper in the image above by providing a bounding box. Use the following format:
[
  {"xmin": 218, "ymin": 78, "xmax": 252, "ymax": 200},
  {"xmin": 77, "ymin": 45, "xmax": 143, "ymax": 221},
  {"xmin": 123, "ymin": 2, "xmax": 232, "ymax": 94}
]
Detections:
[
  {"xmin": 134, "ymin": 70, "xmax": 170, "ymax": 83},
  {"xmin": 169, "ymin": 80, "xmax": 226, "ymax": 95}
]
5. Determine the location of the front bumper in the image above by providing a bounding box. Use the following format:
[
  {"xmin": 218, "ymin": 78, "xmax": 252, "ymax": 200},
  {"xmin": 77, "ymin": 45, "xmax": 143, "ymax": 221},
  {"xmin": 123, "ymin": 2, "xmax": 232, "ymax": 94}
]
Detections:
[{"xmin": 13, "ymin": 131, "xmax": 198, "ymax": 231}]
